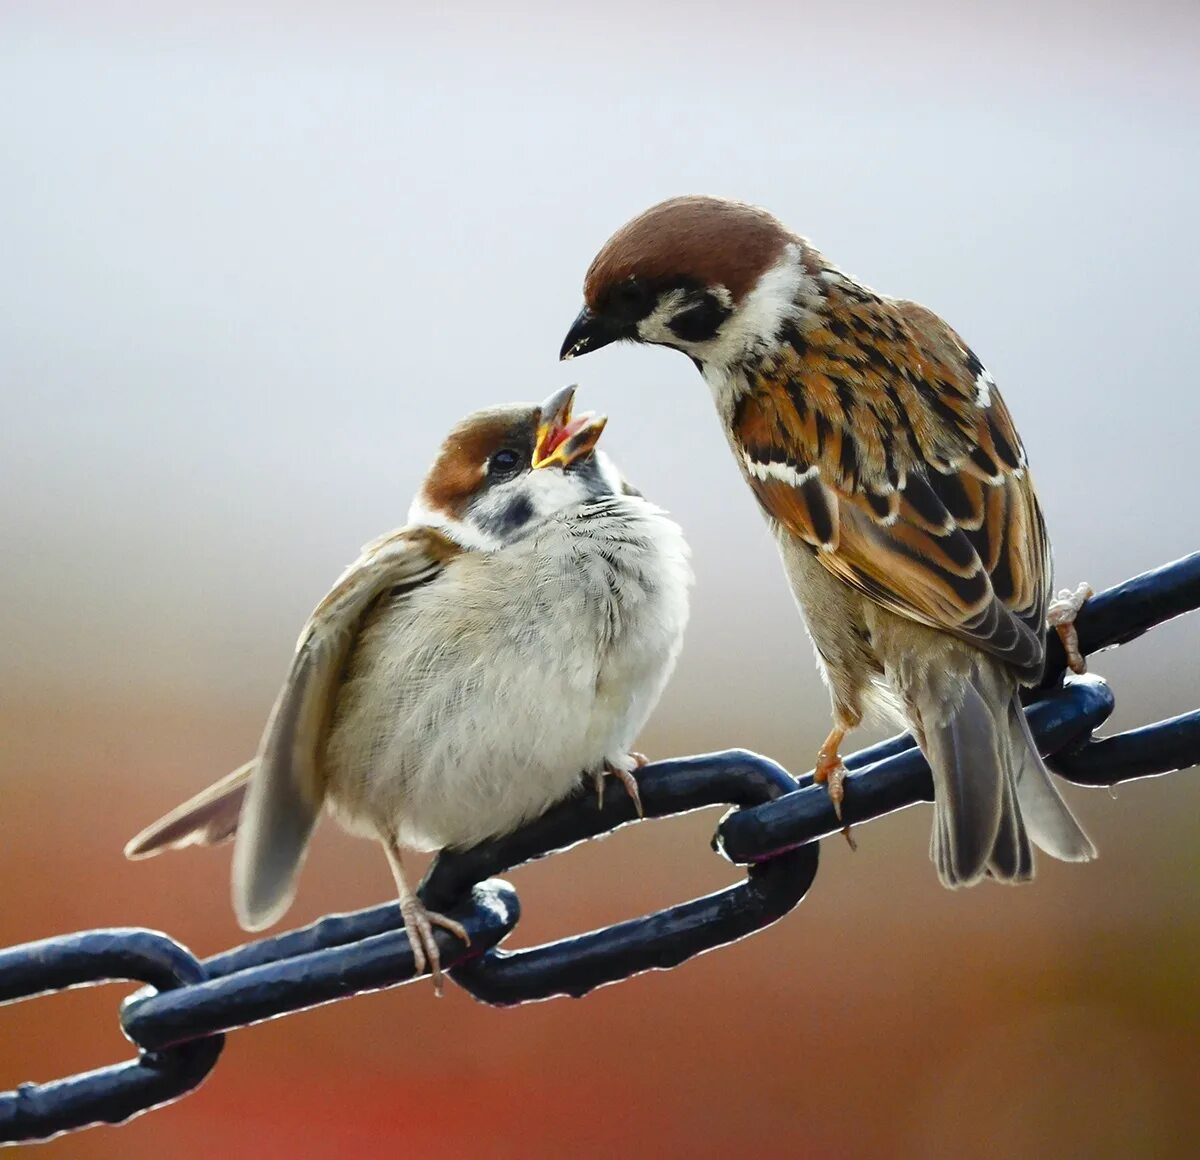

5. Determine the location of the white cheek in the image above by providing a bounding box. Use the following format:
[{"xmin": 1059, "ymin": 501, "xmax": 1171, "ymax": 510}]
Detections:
[
  {"xmin": 407, "ymin": 496, "xmax": 503, "ymax": 551},
  {"xmin": 523, "ymin": 468, "xmax": 590, "ymax": 518},
  {"xmin": 635, "ymin": 289, "xmax": 689, "ymax": 346},
  {"xmin": 695, "ymin": 242, "xmax": 812, "ymax": 370},
  {"xmin": 406, "ymin": 495, "xmax": 437, "ymax": 527}
]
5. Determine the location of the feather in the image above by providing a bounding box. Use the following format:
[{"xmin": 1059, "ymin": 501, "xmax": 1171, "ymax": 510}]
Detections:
[
  {"xmin": 735, "ymin": 289, "xmax": 1051, "ymax": 684},
  {"xmin": 1008, "ymin": 695, "xmax": 1097, "ymax": 862},
  {"xmin": 987, "ymin": 751, "xmax": 1034, "ymax": 882},
  {"xmin": 921, "ymin": 675, "xmax": 1006, "ymax": 887},
  {"xmin": 124, "ymin": 761, "xmax": 253, "ymax": 859},
  {"xmin": 231, "ymin": 527, "xmax": 455, "ymax": 931},
  {"xmin": 906, "ymin": 651, "xmax": 1091, "ymax": 887}
]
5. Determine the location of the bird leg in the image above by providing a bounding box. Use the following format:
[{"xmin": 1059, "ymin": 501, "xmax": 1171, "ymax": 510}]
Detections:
[
  {"xmin": 813, "ymin": 724, "xmax": 857, "ymax": 849},
  {"xmin": 1048, "ymin": 582, "xmax": 1092, "ymax": 675},
  {"xmin": 383, "ymin": 835, "xmax": 470, "ymax": 997},
  {"xmin": 592, "ymin": 753, "xmax": 647, "ymax": 817}
]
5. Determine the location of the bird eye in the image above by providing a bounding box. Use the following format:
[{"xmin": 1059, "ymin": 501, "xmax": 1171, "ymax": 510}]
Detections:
[
  {"xmin": 488, "ymin": 447, "xmax": 523, "ymax": 477},
  {"xmin": 607, "ymin": 279, "xmax": 653, "ymax": 320}
]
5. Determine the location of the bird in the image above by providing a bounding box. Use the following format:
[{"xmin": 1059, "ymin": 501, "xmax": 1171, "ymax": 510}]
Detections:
[
  {"xmin": 559, "ymin": 195, "xmax": 1095, "ymax": 887},
  {"xmin": 125, "ymin": 386, "xmax": 692, "ymax": 987}
]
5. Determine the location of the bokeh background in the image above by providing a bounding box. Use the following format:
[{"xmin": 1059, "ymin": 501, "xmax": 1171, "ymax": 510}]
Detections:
[{"xmin": 3, "ymin": 2, "xmax": 1199, "ymax": 1156}]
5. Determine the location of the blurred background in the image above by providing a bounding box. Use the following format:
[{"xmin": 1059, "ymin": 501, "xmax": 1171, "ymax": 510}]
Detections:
[{"xmin": 3, "ymin": 2, "xmax": 1198, "ymax": 1156}]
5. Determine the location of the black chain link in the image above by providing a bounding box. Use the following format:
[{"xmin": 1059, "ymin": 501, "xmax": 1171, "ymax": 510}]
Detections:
[{"xmin": 2, "ymin": 551, "xmax": 1197, "ymax": 1145}]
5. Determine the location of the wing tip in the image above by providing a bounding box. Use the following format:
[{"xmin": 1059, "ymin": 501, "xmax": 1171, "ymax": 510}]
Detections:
[
  {"xmin": 231, "ymin": 866, "xmax": 299, "ymax": 933},
  {"xmin": 123, "ymin": 832, "xmax": 159, "ymax": 861}
]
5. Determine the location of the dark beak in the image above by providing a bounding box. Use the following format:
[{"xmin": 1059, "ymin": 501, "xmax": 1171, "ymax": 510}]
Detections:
[{"xmin": 559, "ymin": 305, "xmax": 628, "ymax": 361}]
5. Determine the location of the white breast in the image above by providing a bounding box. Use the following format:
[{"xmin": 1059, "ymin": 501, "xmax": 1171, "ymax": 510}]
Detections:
[{"xmin": 322, "ymin": 496, "xmax": 691, "ymax": 851}]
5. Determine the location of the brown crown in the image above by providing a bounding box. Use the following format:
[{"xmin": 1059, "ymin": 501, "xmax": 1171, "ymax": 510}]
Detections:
[
  {"xmin": 419, "ymin": 404, "xmax": 539, "ymax": 518},
  {"xmin": 583, "ymin": 195, "xmax": 791, "ymax": 306}
]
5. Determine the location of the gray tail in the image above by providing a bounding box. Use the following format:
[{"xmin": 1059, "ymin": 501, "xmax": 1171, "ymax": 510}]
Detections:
[
  {"xmin": 921, "ymin": 663, "xmax": 1095, "ymax": 888},
  {"xmin": 124, "ymin": 761, "xmax": 254, "ymax": 860},
  {"xmin": 1009, "ymin": 695, "xmax": 1097, "ymax": 863}
]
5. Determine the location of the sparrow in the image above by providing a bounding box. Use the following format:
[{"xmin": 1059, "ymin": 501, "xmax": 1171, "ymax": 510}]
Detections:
[
  {"xmin": 560, "ymin": 195, "xmax": 1095, "ymax": 887},
  {"xmin": 126, "ymin": 387, "xmax": 692, "ymax": 986}
]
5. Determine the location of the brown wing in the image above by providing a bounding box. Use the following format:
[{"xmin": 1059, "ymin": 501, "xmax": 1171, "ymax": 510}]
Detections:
[
  {"xmin": 230, "ymin": 525, "xmax": 458, "ymax": 930},
  {"xmin": 126, "ymin": 527, "xmax": 458, "ymax": 899},
  {"xmin": 735, "ymin": 291, "xmax": 1050, "ymax": 682}
]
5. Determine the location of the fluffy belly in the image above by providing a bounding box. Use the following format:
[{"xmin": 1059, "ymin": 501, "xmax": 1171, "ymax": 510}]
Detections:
[
  {"xmin": 320, "ymin": 632, "xmax": 616, "ymax": 849},
  {"xmin": 324, "ymin": 567, "xmax": 682, "ymax": 848},
  {"xmin": 321, "ymin": 499, "xmax": 689, "ymax": 852}
]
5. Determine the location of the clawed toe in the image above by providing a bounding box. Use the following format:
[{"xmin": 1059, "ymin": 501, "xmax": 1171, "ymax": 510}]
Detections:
[
  {"xmin": 591, "ymin": 758, "xmax": 645, "ymax": 817},
  {"xmin": 814, "ymin": 725, "xmax": 858, "ymax": 849},
  {"xmin": 400, "ymin": 899, "xmax": 471, "ymax": 997},
  {"xmin": 1048, "ymin": 581, "xmax": 1092, "ymax": 674},
  {"xmin": 816, "ymin": 757, "xmax": 856, "ymax": 847}
]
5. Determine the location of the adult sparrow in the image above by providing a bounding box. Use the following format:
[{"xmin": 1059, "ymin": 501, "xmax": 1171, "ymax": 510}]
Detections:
[
  {"xmin": 560, "ymin": 196, "xmax": 1094, "ymax": 887},
  {"xmin": 126, "ymin": 387, "xmax": 692, "ymax": 985}
]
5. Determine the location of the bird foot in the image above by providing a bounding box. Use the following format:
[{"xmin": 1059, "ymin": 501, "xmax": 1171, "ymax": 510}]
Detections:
[
  {"xmin": 593, "ymin": 754, "xmax": 646, "ymax": 817},
  {"xmin": 1048, "ymin": 581, "xmax": 1092, "ymax": 674},
  {"xmin": 814, "ymin": 746, "xmax": 857, "ymax": 850},
  {"xmin": 400, "ymin": 896, "xmax": 470, "ymax": 998}
]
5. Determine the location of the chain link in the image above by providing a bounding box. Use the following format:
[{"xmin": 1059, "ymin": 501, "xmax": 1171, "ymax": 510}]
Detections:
[
  {"xmin": 0, "ymin": 930, "xmax": 223, "ymax": 1144},
  {"xmin": 2, "ymin": 551, "xmax": 1198, "ymax": 1144}
]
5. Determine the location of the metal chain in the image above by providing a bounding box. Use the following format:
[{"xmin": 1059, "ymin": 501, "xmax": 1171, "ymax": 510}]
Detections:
[{"xmin": 2, "ymin": 552, "xmax": 1198, "ymax": 1145}]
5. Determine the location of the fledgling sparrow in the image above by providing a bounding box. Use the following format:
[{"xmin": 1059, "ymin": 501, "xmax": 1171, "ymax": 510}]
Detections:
[
  {"xmin": 126, "ymin": 387, "xmax": 692, "ymax": 985},
  {"xmin": 560, "ymin": 196, "xmax": 1095, "ymax": 887}
]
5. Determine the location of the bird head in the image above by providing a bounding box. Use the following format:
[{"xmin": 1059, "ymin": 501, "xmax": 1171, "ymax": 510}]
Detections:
[
  {"xmin": 559, "ymin": 195, "xmax": 801, "ymax": 372},
  {"xmin": 410, "ymin": 386, "xmax": 620, "ymax": 550}
]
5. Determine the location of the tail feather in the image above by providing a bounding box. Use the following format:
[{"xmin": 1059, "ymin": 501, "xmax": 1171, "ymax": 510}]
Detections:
[
  {"xmin": 1009, "ymin": 696, "xmax": 1097, "ymax": 862},
  {"xmin": 986, "ymin": 749, "xmax": 1034, "ymax": 883},
  {"xmin": 924, "ymin": 678, "xmax": 1006, "ymax": 887},
  {"xmin": 917, "ymin": 659, "xmax": 1092, "ymax": 888},
  {"xmin": 124, "ymin": 761, "xmax": 254, "ymax": 860}
]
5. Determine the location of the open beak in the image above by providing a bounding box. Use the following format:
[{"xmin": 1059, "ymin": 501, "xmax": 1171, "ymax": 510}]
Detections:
[
  {"xmin": 532, "ymin": 385, "xmax": 607, "ymax": 468},
  {"xmin": 559, "ymin": 305, "xmax": 628, "ymax": 361}
]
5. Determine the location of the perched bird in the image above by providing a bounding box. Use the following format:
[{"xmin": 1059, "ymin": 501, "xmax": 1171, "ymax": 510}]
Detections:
[
  {"xmin": 560, "ymin": 196, "xmax": 1095, "ymax": 887},
  {"xmin": 126, "ymin": 387, "xmax": 692, "ymax": 986}
]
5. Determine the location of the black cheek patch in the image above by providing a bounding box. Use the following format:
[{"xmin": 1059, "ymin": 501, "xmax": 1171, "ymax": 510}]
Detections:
[
  {"xmin": 500, "ymin": 494, "xmax": 534, "ymax": 532},
  {"xmin": 667, "ymin": 295, "xmax": 732, "ymax": 344},
  {"xmin": 474, "ymin": 492, "xmax": 534, "ymax": 540}
]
